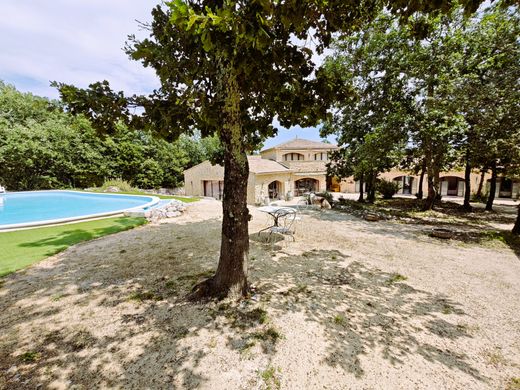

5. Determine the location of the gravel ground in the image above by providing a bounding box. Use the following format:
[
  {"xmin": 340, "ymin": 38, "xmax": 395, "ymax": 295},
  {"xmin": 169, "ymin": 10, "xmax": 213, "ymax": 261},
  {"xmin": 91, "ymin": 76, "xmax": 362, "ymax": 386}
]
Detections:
[{"xmin": 0, "ymin": 198, "xmax": 519, "ymax": 389}]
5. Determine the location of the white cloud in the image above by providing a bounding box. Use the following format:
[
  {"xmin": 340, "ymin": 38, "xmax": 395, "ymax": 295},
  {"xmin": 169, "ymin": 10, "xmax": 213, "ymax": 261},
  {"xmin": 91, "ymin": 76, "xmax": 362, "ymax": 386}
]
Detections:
[{"xmin": 0, "ymin": 0, "xmax": 161, "ymax": 98}]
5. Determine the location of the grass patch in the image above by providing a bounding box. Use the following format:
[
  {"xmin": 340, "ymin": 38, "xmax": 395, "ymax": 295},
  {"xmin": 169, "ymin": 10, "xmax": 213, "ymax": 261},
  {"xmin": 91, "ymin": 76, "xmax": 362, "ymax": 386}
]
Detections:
[
  {"xmin": 128, "ymin": 290, "xmax": 163, "ymax": 302},
  {"xmin": 176, "ymin": 269, "xmax": 215, "ymax": 289},
  {"xmin": 252, "ymin": 327, "xmax": 283, "ymax": 343},
  {"xmin": 386, "ymin": 273, "xmax": 408, "ymax": 285},
  {"xmin": 0, "ymin": 217, "xmax": 146, "ymax": 277},
  {"xmin": 485, "ymin": 349, "xmax": 507, "ymax": 367},
  {"xmin": 507, "ymin": 378, "xmax": 520, "ymax": 390},
  {"xmin": 259, "ymin": 366, "xmax": 281, "ymax": 390},
  {"xmin": 19, "ymin": 351, "xmax": 40, "ymax": 363},
  {"xmin": 84, "ymin": 188, "xmax": 199, "ymax": 203},
  {"xmin": 333, "ymin": 314, "xmax": 347, "ymax": 326},
  {"xmin": 282, "ymin": 284, "xmax": 312, "ymax": 296}
]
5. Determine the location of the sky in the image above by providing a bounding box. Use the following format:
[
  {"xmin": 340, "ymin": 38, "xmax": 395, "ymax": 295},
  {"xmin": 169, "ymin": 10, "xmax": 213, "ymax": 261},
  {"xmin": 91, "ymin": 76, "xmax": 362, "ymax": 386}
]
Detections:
[{"xmin": 0, "ymin": 0, "xmax": 334, "ymax": 149}]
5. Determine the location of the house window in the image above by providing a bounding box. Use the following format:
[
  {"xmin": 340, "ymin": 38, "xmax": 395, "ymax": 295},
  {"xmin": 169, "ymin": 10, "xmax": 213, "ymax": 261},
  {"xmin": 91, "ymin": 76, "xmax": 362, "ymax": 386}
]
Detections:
[
  {"xmin": 283, "ymin": 153, "xmax": 304, "ymax": 161},
  {"xmin": 499, "ymin": 178, "xmax": 513, "ymax": 198},
  {"xmin": 314, "ymin": 152, "xmax": 328, "ymax": 161}
]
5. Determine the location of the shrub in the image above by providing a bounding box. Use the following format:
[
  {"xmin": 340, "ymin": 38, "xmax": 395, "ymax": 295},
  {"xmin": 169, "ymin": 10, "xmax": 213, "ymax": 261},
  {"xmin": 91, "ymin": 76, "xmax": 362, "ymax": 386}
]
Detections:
[
  {"xmin": 315, "ymin": 191, "xmax": 334, "ymax": 204},
  {"xmin": 100, "ymin": 179, "xmax": 135, "ymax": 192},
  {"xmin": 471, "ymin": 191, "xmax": 488, "ymax": 203},
  {"xmin": 376, "ymin": 179, "xmax": 400, "ymax": 199},
  {"xmin": 134, "ymin": 159, "xmax": 164, "ymax": 189}
]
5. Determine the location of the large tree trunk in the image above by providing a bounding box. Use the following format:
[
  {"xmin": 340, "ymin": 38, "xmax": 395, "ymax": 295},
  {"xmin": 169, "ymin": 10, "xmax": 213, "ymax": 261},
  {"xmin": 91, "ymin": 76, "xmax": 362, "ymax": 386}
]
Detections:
[
  {"xmin": 366, "ymin": 173, "xmax": 376, "ymax": 203},
  {"xmin": 190, "ymin": 67, "xmax": 250, "ymax": 300},
  {"xmin": 433, "ymin": 168, "xmax": 441, "ymax": 201},
  {"xmin": 462, "ymin": 155, "xmax": 472, "ymax": 211},
  {"xmin": 476, "ymin": 167, "xmax": 486, "ymax": 198},
  {"xmin": 417, "ymin": 159, "xmax": 426, "ymax": 199},
  {"xmin": 485, "ymin": 160, "xmax": 497, "ymax": 212},
  {"xmin": 513, "ymin": 206, "xmax": 520, "ymax": 235},
  {"xmin": 423, "ymin": 154, "xmax": 438, "ymax": 211},
  {"xmin": 358, "ymin": 172, "xmax": 364, "ymax": 202},
  {"xmin": 423, "ymin": 174, "xmax": 436, "ymax": 210}
]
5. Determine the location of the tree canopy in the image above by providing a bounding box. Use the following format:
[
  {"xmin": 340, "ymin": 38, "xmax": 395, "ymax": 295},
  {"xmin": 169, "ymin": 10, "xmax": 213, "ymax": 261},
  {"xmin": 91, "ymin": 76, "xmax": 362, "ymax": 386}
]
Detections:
[
  {"xmin": 0, "ymin": 81, "xmax": 219, "ymax": 191},
  {"xmin": 53, "ymin": 0, "xmax": 488, "ymax": 299},
  {"xmin": 322, "ymin": 2, "xmax": 519, "ymax": 214}
]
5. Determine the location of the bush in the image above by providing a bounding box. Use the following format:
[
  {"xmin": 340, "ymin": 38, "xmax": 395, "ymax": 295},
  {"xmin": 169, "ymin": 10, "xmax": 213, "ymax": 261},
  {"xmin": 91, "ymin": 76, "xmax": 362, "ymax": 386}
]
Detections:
[
  {"xmin": 376, "ymin": 179, "xmax": 400, "ymax": 199},
  {"xmin": 100, "ymin": 179, "xmax": 135, "ymax": 192},
  {"xmin": 134, "ymin": 159, "xmax": 164, "ymax": 189},
  {"xmin": 315, "ymin": 191, "xmax": 334, "ymax": 204},
  {"xmin": 471, "ymin": 191, "xmax": 488, "ymax": 203}
]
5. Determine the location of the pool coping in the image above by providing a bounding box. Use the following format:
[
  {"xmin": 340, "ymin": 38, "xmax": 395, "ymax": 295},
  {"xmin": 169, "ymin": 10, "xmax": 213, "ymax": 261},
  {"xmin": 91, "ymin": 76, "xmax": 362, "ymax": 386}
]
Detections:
[{"xmin": 0, "ymin": 190, "xmax": 159, "ymax": 231}]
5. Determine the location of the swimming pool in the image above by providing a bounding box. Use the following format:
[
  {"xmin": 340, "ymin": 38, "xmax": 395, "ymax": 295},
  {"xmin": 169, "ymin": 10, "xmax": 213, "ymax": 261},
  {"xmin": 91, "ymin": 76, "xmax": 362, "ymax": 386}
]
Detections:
[{"xmin": 0, "ymin": 190, "xmax": 159, "ymax": 230}]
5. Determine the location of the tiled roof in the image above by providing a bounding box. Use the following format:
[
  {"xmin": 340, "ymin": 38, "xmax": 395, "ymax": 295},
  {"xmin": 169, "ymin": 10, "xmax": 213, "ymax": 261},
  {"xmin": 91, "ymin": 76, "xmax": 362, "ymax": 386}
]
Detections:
[
  {"xmin": 247, "ymin": 156, "xmax": 290, "ymax": 174},
  {"xmin": 262, "ymin": 138, "xmax": 338, "ymax": 151}
]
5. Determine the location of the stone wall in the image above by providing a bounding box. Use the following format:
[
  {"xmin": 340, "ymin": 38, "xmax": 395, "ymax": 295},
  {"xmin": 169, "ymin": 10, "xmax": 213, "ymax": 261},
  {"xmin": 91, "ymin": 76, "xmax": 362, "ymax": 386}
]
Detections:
[{"xmin": 184, "ymin": 161, "xmax": 225, "ymax": 197}]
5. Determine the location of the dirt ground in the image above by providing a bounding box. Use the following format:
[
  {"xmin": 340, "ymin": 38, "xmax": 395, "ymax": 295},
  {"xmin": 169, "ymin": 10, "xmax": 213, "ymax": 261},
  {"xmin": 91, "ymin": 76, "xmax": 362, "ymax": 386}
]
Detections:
[{"xmin": 1, "ymin": 198, "xmax": 519, "ymax": 389}]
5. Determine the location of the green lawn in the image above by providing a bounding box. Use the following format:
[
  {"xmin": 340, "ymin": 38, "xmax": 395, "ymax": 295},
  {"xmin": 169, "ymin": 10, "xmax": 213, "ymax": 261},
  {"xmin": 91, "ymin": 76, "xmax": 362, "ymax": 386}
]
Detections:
[
  {"xmin": 0, "ymin": 217, "xmax": 146, "ymax": 277},
  {"xmin": 112, "ymin": 191, "xmax": 199, "ymax": 203},
  {"xmin": 85, "ymin": 189, "xmax": 199, "ymax": 203}
]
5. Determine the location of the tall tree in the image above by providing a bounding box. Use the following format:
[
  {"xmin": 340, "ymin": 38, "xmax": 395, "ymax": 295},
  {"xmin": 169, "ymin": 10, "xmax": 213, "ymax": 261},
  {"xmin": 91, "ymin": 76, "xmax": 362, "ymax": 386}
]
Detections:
[
  {"xmin": 54, "ymin": 1, "xmax": 484, "ymax": 299},
  {"xmin": 453, "ymin": 4, "xmax": 520, "ymax": 211},
  {"xmin": 321, "ymin": 15, "xmax": 414, "ymax": 202}
]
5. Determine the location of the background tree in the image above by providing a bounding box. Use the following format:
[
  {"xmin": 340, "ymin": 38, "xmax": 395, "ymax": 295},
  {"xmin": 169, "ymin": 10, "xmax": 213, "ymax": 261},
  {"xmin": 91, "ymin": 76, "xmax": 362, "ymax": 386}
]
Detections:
[
  {"xmin": 453, "ymin": 5, "xmax": 520, "ymax": 211},
  {"xmin": 322, "ymin": 15, "xmax": 412, "ymax": 203},
  {"xmin": 322, "ymin": 3, "xmax": 518, "ymax": 213},
  {"xmin": 0, "ymin": 82, "xmax": 214, "ymax": 190}
]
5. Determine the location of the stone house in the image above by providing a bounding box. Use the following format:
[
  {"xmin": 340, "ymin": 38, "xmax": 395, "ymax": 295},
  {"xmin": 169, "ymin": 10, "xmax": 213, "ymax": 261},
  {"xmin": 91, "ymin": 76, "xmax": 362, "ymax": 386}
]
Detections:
[
  {"xmin": 339, "ymin": 170, "xmax": 520, "ymax": 199},
  {"xmin": 184, "ymin": 137, "xmax": 520, "ymax": 202},
  {"xmin": 183, "ymin": 138, "xmax": 339, "ymax": 204}
]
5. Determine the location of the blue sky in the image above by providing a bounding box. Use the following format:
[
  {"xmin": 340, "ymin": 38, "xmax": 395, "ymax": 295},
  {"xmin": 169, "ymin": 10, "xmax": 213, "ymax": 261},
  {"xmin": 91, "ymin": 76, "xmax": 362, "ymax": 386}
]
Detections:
[{"xmin": 0, "ymin": 0, "xmax": 333, "ymax": 148}]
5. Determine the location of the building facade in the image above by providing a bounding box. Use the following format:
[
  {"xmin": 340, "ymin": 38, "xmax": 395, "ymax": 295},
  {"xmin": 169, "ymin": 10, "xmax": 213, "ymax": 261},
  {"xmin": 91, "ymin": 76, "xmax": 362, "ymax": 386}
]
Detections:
[
  {"xmin": 183, "ymin": 138, "xmax": 338, "ymax": 204},
  {"xmin": 339, "ymin": 170, "xmax": 520, "ymax": 199},
  {"xmin": 184, "ymin": 138, "xmax": 520, "ymax": 203}
]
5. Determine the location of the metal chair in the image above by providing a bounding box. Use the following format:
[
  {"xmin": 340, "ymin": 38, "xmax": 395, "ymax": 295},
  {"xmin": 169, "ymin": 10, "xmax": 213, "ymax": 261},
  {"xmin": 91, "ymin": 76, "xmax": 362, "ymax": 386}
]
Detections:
[{"xmin": 267, "ymin": 208, "xmax": 297, "ymax": 243}]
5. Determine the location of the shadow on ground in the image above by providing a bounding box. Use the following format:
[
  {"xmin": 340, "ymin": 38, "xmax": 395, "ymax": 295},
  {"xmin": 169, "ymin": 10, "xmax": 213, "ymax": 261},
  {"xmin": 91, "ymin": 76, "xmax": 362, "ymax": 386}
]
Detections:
[
  {"xmin": 249, "ymin": 248, "xmax": 484, "ymax": 381},
  {"xmin": 0, "ymin": 216, "xmax": 487, "ymax": 389}
]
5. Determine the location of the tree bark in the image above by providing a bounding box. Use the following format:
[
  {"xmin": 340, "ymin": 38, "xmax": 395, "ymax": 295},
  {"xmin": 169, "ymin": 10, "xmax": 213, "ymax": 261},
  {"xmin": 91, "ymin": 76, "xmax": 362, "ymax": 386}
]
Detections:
[
  {"xmin": 358, "ymin": 172, "xmax": 364, "ymax": 202},
  {"xmin": 476, "ymin": 167, "xmax": 486, "ymax": 198},
  {"xmin": 190, "ymin": 66, "xmax": 250, "ymax": 300},
  {"xmin": 433, "ymin": 168, "xmax": 441, "ymax": 201},
  {"xmin": 462, "ymin": 155, "xmax": 472, "ymax": 211},
  {"xmin": 366, "ymin": 173, "xmax": 376, "ymax": 203},
  {"xmin": 513, "ymin": 206, "xmax": 520, "ymax": 235},
  {"xmin": 417, "ymin": 159, "xmax": 426, "ymax": 199},
  {"xmin": 423, "ymin": 174, "xmax": 436, "ymax": 210},
  {"xmin": 485, "ymin": 160, "xmax": 497, "ymax": 212},
  {"xmin": 423, "ymin": 155, "xmax": 438, "ymax": 211}
]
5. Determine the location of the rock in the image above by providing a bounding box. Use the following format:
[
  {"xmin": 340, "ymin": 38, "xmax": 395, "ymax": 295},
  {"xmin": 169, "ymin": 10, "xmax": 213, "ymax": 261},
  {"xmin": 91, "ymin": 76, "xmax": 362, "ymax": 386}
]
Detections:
[
  {"xmin": 430, "ymin": 228, "xmax": 454, "ymax": 239},
  {"xmin": 104, "ymin": 186, "xmax": 120, "ymax": 193},
  {"xmin": 321, "ymin": 199, "xmax": 332, "ymax": 209}
]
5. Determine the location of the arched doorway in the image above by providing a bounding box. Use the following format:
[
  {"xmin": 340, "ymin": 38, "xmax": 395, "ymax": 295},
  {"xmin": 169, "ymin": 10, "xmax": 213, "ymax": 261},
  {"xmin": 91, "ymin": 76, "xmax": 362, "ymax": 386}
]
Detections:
[
  {"xmin": 393, "ymin": 176, "xmax": 414, "ymax": 195},
  {"xmin": 294, "ymin": 178, "xmax": 319, "ymax": 196},
  {"xmin": 440, "ymin": 176, "xmax": 464, "ymax": 197},
  {"xmin": 267, "ymin": 180, "xmax": 283, "ymax": 200}
]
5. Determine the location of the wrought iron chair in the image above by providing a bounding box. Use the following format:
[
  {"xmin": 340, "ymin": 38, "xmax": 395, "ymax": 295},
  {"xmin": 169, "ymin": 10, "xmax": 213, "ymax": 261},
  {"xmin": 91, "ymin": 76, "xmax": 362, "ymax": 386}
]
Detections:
[{"xmin": 266, "ymin": 208, "xmax": 297, "ymax": 243}]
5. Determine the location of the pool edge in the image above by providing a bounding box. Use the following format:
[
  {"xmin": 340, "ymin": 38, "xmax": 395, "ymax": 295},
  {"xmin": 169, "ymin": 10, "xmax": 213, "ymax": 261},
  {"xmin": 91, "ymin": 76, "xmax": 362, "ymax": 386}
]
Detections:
[{"xmin": 0, "ymin": 190, "xmax": 159, "ymax": 231}]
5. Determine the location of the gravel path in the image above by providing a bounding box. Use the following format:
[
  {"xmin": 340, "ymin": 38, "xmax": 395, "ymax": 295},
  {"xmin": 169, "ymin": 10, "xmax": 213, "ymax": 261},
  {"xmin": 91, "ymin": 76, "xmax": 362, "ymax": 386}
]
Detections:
[{"xmin": 0, "ymin": 199, "xmax": 519, "ymax": 389}]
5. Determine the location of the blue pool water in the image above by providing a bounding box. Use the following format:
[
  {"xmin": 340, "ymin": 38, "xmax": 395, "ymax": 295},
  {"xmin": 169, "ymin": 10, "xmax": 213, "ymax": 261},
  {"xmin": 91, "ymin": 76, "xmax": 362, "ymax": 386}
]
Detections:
[{"xmin": 0, "ymin": 191, "xmax": 157, "ymax": 229}]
